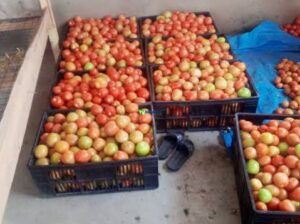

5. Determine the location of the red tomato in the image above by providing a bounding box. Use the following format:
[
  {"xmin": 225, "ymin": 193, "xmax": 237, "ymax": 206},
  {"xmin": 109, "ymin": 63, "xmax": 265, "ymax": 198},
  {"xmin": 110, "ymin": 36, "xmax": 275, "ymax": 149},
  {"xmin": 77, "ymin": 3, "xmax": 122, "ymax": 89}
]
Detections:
[
  {"xmin": 137, "ymin": 88, "xmax": 150, "ymax": 100},
  {"xmin": 75, "ymin": 150, "xmax": 91, "ymax": 163},
  {"xmin": 51, "ymin": 96, "xmax": 64, "ymax": 108},
  {"xmin": 104, "ymin": 105, "xmax": 116, "ymax": 117},
  {"xmin": 96, "ymin": 114, "xmax": 108, "ymax": 125}
]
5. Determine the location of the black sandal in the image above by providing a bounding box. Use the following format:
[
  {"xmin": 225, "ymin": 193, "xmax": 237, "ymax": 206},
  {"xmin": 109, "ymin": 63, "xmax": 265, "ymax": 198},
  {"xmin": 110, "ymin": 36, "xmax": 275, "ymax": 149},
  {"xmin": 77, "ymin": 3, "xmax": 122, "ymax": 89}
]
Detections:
[
  {"xmin": 158, "ymin": 132, "xmax": 184, "ymax": 160},
  {"xmin": 166, "ymin": 139, "xmax": 194, "ymax": 171}
]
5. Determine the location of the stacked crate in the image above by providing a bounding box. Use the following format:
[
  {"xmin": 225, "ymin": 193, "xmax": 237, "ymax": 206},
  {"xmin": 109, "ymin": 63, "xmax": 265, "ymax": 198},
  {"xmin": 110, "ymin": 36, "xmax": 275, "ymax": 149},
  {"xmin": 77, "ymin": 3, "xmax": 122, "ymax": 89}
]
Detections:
[
  {"xmin": 28, "ymin": 15, "xmax": 158, "ymax": 196},
  {"xmin": 139, "ymin": 11, "xmax": 258, "ymax": 132}
]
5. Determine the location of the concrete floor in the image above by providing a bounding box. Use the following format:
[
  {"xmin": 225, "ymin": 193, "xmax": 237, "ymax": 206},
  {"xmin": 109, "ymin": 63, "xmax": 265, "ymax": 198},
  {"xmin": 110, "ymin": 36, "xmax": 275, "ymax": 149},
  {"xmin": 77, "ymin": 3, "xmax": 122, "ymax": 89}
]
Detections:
[{"xmin": 3, "ymin": 43, "xmax": 241, "ymax": 224}]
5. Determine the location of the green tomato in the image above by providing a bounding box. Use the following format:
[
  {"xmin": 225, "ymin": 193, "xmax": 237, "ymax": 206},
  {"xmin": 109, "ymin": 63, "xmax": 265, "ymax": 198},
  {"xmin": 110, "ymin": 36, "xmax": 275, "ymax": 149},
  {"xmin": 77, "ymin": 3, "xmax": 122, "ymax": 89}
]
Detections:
[
  {"xmin": 50, "ymin": 152, "xmax": 61, "ymax": 164},
  {"xmin": 204, "ymin": 83, "xmax": 215, "ymax": 92},
  {"xmin": 104, "ymin": 143, "xmax": 118, "ymax": 156},
  {"xmin": 34, "ymin": 144, "xmax": 48, "ymax": 159},
  {"xmin": 163, "ymin": 11, "xmax": 172, "ymax": 18},
  {"xmin": 216, "ymin": 37, "xmax": 226, "ymax": 43},
  {"xmin": 258, "ymin": 188, "xmax": 272, "ymax": 203},
  {"xmin": 84, "ymin": 62, "xmax": 94, "ymax": 71},
  {"xmin": 135, "ymin": 141, "xmax": 150, "ymax": 157},
  {"xmin": 295, "ymin": 144, "xmax": 300, "ymax": 158},
  {"xmin": 117, "ymin": 60, "xmax": 127, "ymax": 68},
  {"xmin": 238, "ymin": 87, "xmax": 252, "ymax": 98},
  {"xmin": 247, "ymin": 159, "xmax": 260, "ymax": 174},
  {"xmin": 189, "ymin": 61, "xmax": 197, "ymax": 68},
  {"xmin": 78, "ymin": 136, "xmax": 93, "ymax": 149},
  {"xmin": 242, "ymin": 137, "xmax": 255, "ymax": 148},
  {"xmin": 260, "ymin": 132, "xmax": 274, "ymax": 145},
  {"xmin": 279, "ymin": 142, "xmax": 289, "ymax": 154}
]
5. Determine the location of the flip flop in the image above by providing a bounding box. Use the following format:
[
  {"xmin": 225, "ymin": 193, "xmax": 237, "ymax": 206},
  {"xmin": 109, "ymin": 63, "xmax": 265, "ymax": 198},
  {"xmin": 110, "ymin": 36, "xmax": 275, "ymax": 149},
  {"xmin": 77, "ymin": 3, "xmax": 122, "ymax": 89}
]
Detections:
[
  {"xmin": 158, "ymin": 132, "xmax": 184, "ymax": 160},
  {"xmin": 166, "ymin": 139, "xmax": 194, "ymax": 171}
]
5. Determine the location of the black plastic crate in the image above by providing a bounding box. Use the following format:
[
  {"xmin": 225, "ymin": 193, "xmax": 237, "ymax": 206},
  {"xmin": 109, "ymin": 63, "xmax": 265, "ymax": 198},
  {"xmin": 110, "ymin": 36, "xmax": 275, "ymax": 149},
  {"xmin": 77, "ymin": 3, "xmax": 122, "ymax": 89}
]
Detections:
[
  {"xmin": 138, "ymin": 11, "xmax": 219, "ymax": 38},
  {"xmin": 48, "ymin": 66, "xmax": 152, "ymax": 110},
  {"xmin": 143, "ymin": 33, "xmax": 234, "ymax": 66},
  {"xmin": 27, "ymin": 104, "xmax": 159, "ymax": 196},
  {"xmin": 233, "ymin": 113, "xmax": 300, "ymax": 224},
  {"xmin": 149, "ymin": 65, "xmax": 259, "ymax": 132}
]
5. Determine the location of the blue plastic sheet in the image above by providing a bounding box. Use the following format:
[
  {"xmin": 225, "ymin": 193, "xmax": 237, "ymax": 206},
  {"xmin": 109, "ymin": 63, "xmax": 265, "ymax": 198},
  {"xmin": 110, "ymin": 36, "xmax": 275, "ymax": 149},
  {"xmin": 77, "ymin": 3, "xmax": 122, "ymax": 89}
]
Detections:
[
  {"xmin": 222, "ymin": 20, "xmax": 300, "ymax": 155},
  {"xmin": 228, "ymin": 20, "xmax": 300, "ymax": 114}
]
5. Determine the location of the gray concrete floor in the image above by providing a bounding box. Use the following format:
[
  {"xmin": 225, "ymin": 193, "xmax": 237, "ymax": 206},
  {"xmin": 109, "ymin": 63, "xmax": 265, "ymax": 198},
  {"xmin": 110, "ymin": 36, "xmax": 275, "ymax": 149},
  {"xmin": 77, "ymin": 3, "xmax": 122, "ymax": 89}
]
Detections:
[{"xmin": 3, "ymin": 43, "xmax": 241, "ymax": 224}]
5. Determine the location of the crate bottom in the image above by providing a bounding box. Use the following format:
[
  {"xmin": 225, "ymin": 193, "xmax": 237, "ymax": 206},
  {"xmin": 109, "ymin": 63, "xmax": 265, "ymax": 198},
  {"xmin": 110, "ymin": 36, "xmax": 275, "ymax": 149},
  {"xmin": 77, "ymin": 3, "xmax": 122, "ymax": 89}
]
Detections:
[
  {"xmin": 34, "ymin": 174, "xmax": 159, "ymax": 197},
  {"xmin": 154, "ymin": 115, "xmax": 235, "ymax": 132}
]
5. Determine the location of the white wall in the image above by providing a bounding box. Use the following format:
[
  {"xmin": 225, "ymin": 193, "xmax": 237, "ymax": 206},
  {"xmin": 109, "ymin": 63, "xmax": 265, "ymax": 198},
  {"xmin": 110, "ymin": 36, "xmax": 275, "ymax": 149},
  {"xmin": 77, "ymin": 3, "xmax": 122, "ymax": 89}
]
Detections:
[
  {"xmin": 0, "ymin": 0, "xmax": 40, "ymax": 19},
  {"xmin": 1, "ymin": 0, "xmax": 300, "ymax": 34}
]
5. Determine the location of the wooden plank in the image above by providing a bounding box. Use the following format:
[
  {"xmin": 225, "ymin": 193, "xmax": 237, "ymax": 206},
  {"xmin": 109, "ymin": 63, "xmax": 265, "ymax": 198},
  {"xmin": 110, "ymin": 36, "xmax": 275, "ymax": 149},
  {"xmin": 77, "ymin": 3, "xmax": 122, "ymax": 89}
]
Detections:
[
  {"xmin": 0, "ymin": 10, "xmax": 51, "ymax": 223},
  {"xmin": 39, "ymin": 0, "xmax": 60, "ymax": 62}
]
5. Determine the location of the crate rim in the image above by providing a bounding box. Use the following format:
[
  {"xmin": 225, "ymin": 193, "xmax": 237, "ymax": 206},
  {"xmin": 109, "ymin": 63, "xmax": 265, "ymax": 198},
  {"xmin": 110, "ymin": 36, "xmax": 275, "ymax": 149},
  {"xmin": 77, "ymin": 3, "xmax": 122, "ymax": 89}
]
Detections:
[
  {"xmin": 27, "ymin": 103, "xmax": 158, "ymax": 169},
  {"xmin": 234, "ymin": 112, "xmax": 300, "ymax": 217}
]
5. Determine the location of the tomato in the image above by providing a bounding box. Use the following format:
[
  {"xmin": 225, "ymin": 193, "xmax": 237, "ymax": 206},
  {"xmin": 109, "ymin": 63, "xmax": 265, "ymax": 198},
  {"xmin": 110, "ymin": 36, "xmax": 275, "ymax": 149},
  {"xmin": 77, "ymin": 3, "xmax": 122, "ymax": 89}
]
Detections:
[
  {"xmin": 262, "ymin": 165, "xmax": 276, "ymax": 174},
  {"xmin": 138, "ymin": 114, "xmax": 152, "ymax": 124},
  {"xmin": 53, "ymin": 86, "xmax": 62, "ymax": 95},
  {"xmin": 54, "ymin": 113, "xmax": 66, "ymax": 123},
  {"xmin": 284, "ymin": 155, "xmax": 298, "ymax": 168},
  {"xmin": 34, "ymin": 144, "xmax": 48, "ymax": 159},
  {"xmin": 96, "ymin": 114, "xmax": 108, "ymax": 125},
  {"xmin": 88, "ymin": 127, "xmax": 100, "ymax": 139},
  {"xmin": 104, "ymin": 105, "xmax": 116, "ymax": 117},
  {"xmin": 61, "ymin": 151, "xmax": 75, "ymax": 164},
  {"xmin": 51, "ymin": 96, "xmax": 64, "ymax": 108},
  {"xmin": 286, "ymin": 177, "xmax": 299, "ymax": 191},
  {"xmin": 113, "ymin": 151, "xmax": 129, "ymax": 160},
  {"xmin": 290, "ymin": 187, "xmax": 300, "ymax": 201},
  {"xmin": 137, "ymin": 88, "xmax": 150, "ymax": 99},
  {"xmin": 103, "ymin": 121, "xmax": 119, "ymax": 136},
  {"xmin": 273, "ymin": 172, "xmax": 289, "ymax": 188},
  {"xmin": 267, "ymin": 197, "xmax": 280, "ymax": 211},
  {"xmin": 90, "ymin": 104, "xmax": 103, "ymax": 115},
  {"xmin": 104, "ymin": 95, "xmax": 114, "ymax": 104},
  {"xmin": 278, "ymin": 200, "xmax": 296, "ymax": 212},
  {"xmin": 125, "ymin": 103, "xmax": 139, "ymax": 113},
  {"xmin": 256, "ymin": 202, "xmax": 267, "ymax": 211},
  {"xmin": 44, "ymin": 122, "xmax": 54, "ymax": 132},
  {"xmin": 271, "ymin": 155, "xmax": 284, "ymax": 167},
  {"xmin": 76, "ymin": 118, "xmax": 88, "ymax": 128},
  {"xmin": 54, "ymin": 140, "xmax": 70, "ymax": 153},
  {"xmin": 75, "ymin": 150, "xmax": 91, "ymax": 163}
]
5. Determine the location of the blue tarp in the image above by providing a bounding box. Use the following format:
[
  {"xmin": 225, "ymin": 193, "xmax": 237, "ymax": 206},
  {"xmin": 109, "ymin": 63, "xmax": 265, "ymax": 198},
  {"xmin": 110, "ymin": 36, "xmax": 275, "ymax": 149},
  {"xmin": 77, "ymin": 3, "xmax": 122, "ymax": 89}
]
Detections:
[
  {"xmin": 222, "ymin": 20, "xmax": 300, "ymax": 157},
  {"xmin": 228, "ymin": 20, "xmax": 300, "ymax": 114}
]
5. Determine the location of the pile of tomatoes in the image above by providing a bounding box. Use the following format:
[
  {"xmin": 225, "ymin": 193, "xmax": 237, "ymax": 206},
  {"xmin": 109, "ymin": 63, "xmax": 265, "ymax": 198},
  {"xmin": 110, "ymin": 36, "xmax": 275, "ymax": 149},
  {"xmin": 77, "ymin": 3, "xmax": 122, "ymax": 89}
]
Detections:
[
  {"xmin": 240, "ymin": 118, "xmax": 300, "ymax": 212},
  {"xmin": 37, "ymin": 14, "xmax": 157, "ymax": 166},
  {"xmin": 152, "ymin": 60, "xmax": 252, "ymax": 101},
  {"xmin": 282, "ymin": 17, "xmax": 300, "ymax": 38},
  {"xmin": 274, "ymin": 59, "xmax": 300, "ymax": 115},
  {"xmin": 60, "ymin": 15, "xmax": 143, "ymax": 72},
  {"xmin": 141, "ymin": 11, "xmax": 216, "ymax": 37},
  {"xmin": 50, "ymin": 67, "xmax": 150, "ymax": 109},
  {"xmin": 34, "ymin": 103, "xmax": 154, "ymax": 165},
  {"xmin": 147, "ymin": 34, "xmax": 233, "ymax": 65},
  {"xmin": 67, "ymin": 15, "xmax": 138, "ymax": 40},
  {"xmin": 60, "ymin": 36, "xmax": 143, "ymax": 72}
]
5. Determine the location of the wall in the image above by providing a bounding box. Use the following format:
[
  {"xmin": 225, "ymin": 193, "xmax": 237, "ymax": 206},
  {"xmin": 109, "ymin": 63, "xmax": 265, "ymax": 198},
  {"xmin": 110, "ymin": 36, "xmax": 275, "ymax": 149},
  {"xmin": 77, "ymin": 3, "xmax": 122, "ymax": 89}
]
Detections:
[
  {"xmin": 0, "ymin": 0, "xmax": 40, "ymax": 19},
  {"xmin": 1, "ymin": 0, "xmax": 300, "ymax": 34}
]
